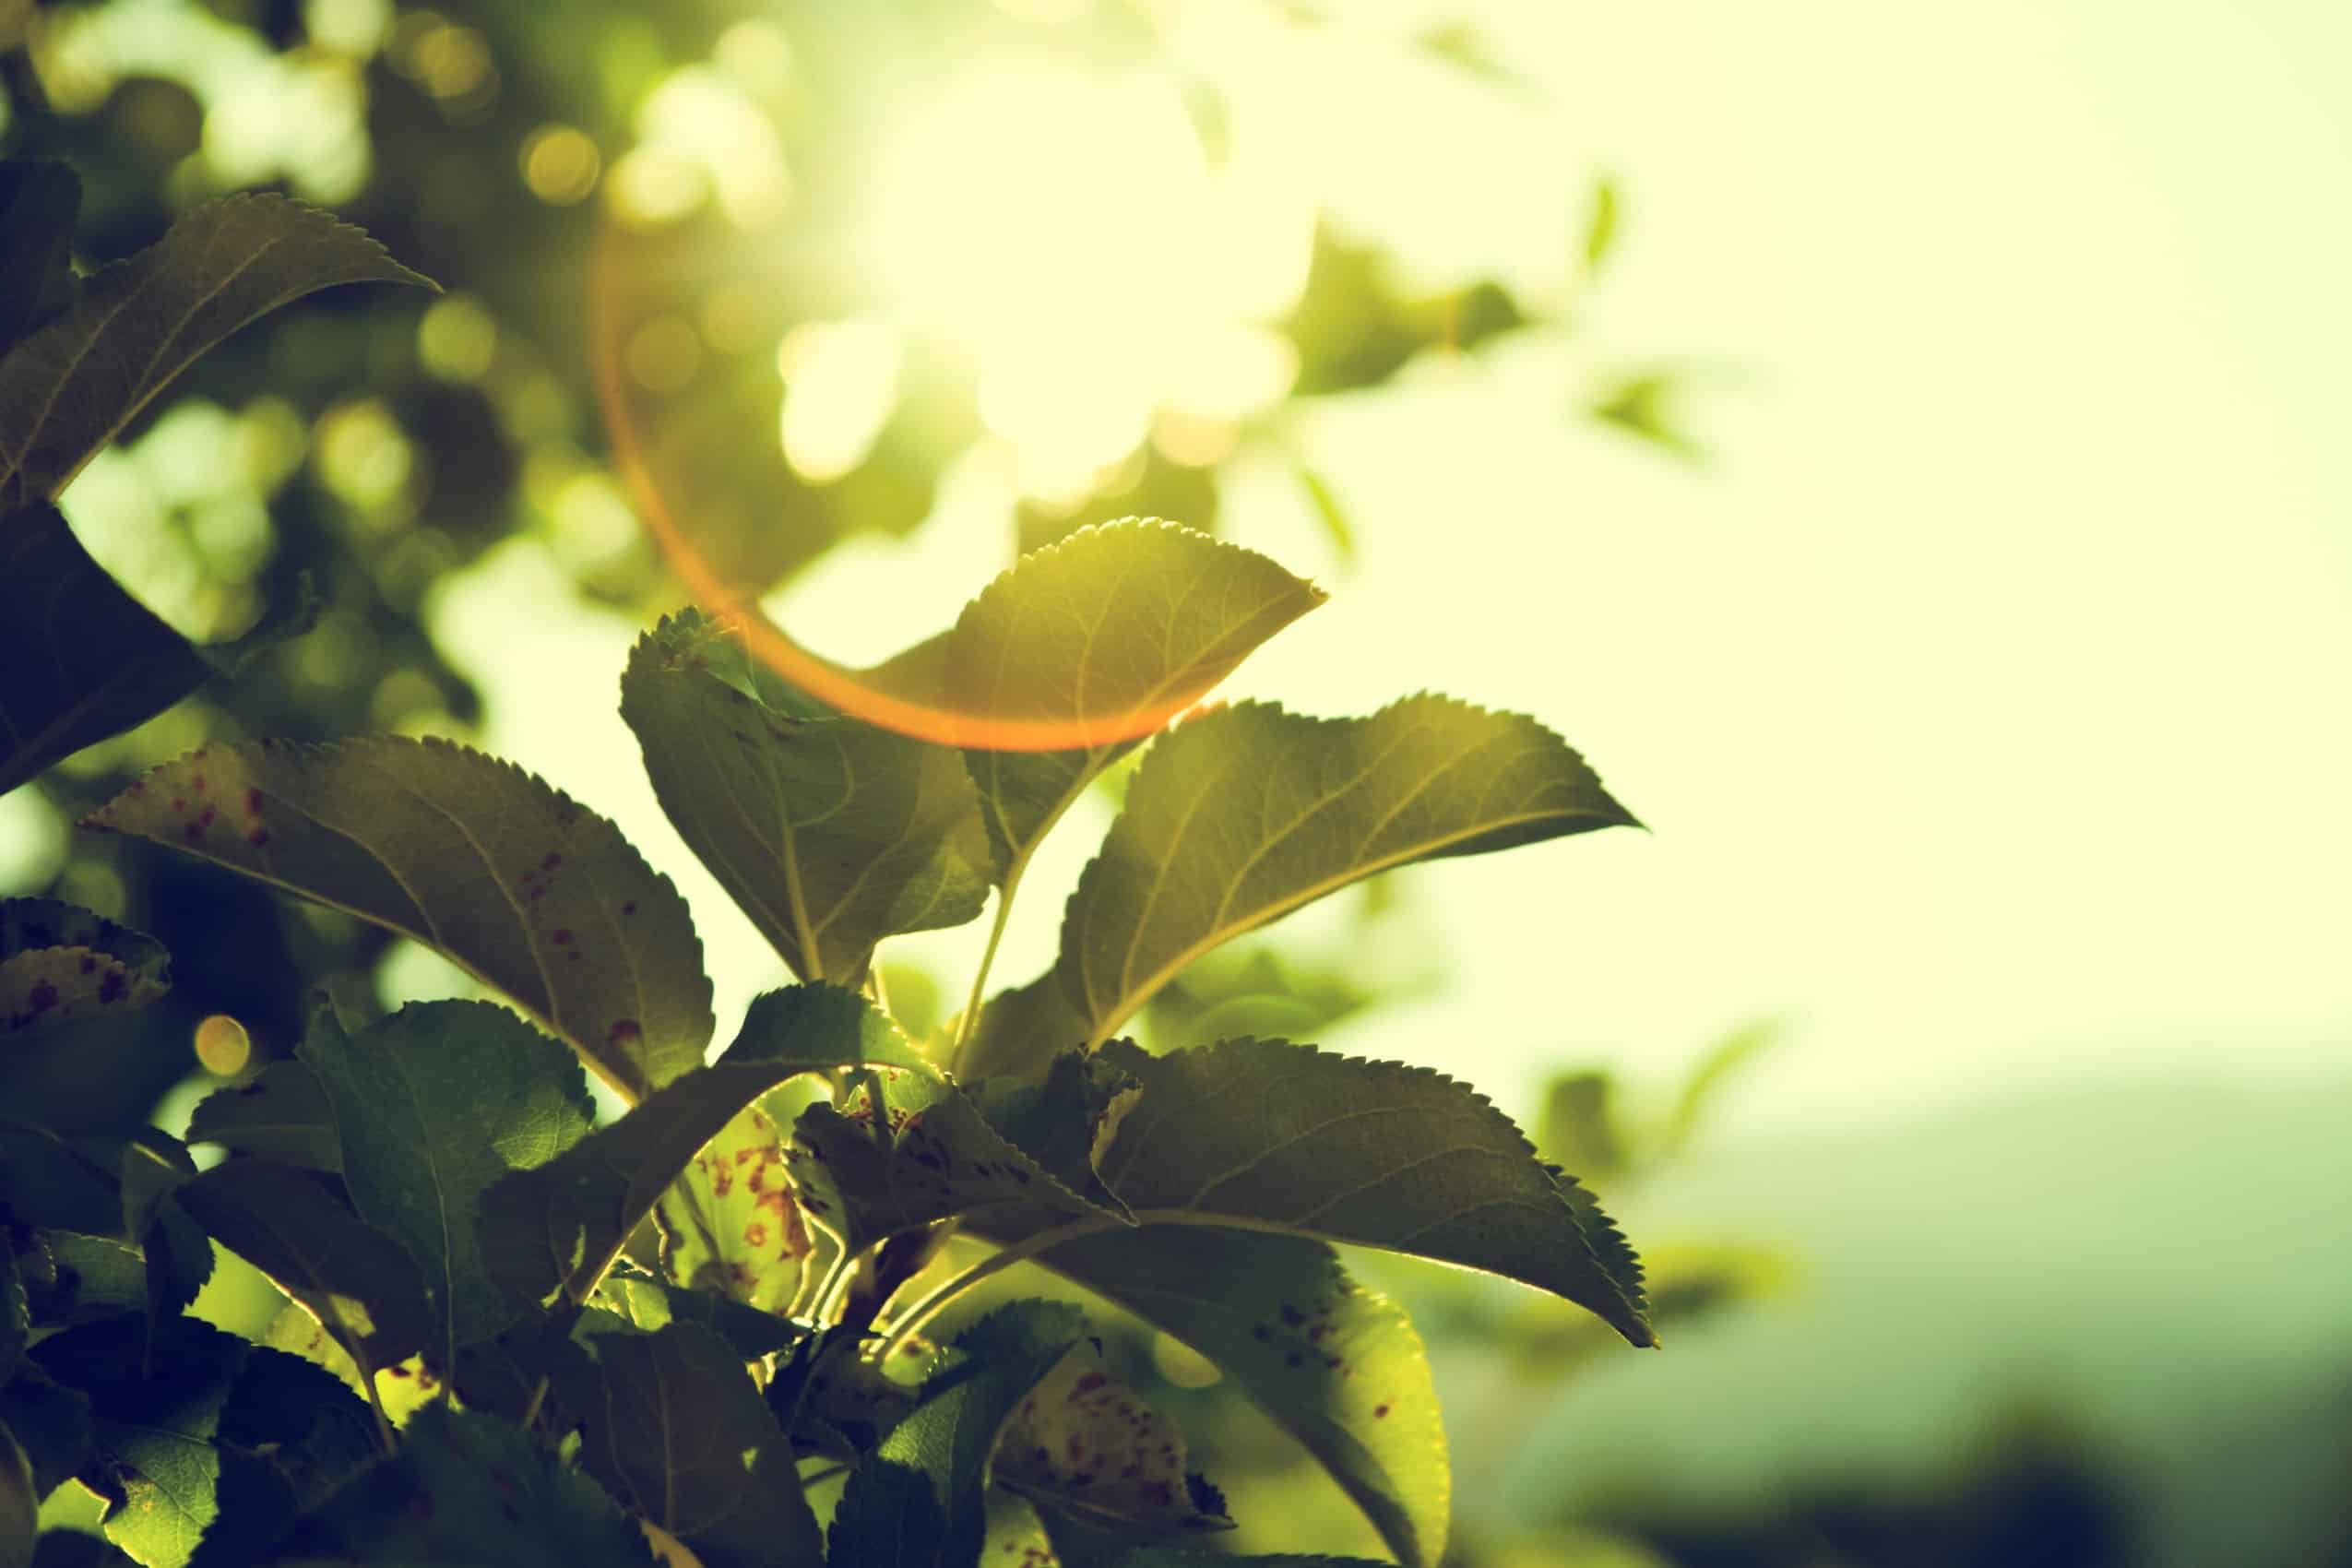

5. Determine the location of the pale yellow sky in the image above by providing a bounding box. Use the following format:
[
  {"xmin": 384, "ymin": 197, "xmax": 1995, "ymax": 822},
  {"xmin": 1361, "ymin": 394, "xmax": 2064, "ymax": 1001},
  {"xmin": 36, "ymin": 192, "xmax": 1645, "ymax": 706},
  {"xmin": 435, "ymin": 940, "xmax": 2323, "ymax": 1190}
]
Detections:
[{"xmin": 428, "ymin": 0, "xmax": 2352, "ymax": 1145}]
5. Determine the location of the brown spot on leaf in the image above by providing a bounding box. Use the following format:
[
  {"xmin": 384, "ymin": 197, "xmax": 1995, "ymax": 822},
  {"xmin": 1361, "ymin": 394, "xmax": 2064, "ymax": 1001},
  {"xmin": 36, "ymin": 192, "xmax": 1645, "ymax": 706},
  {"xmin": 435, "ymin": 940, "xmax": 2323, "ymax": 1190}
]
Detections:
[
  {"xmin": 743, "ymin": 1222, "xmax": 767, "ymax": 1248},
  {"xmin": 28, "ymin": 981, "xmax": 59, "ymax": 1014},
  {"xmin": 1373, "ymin": 1404, "xmax": 1391, "ymax": 1419},
  {"xmin": 551, "ymin": 929, "xmax": 573, "ymax": 945},
  {"xmin": 608, "ymin": 1018, "xmax": 641, "ymax": 1044}
]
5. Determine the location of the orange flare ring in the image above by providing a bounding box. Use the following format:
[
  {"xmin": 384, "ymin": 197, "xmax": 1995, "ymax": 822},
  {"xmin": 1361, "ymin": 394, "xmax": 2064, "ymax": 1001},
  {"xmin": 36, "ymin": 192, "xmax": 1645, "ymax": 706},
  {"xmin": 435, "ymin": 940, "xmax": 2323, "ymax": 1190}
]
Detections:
[{"xmin": 588, "ymin": 229, "xmax": 1202, "ymax": 754}]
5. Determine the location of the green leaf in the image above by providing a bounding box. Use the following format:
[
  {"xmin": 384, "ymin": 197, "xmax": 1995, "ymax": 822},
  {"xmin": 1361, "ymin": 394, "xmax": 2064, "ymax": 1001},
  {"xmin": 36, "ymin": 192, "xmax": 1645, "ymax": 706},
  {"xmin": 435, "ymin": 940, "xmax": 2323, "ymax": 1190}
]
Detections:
[
  {"xmin": 0, "ymin": 191, "xmax": 433, "ymax": 506},
  {"xmin": 1583, "ymin": 176, "xmax": 1621, "ymax": 274},
  {"xmin": 0, "ymin": 505, "xmax": 313, "ymax": 799},
  {"xmin": 1536, "ymin": 1073, "xmax": 1626, "ymax": 1185},
  {"xmin": 0, "ymin": 1126, "xmax": 118, "ymax": 1235},
  {"xmin": 118, "ymin": 1141, "xmax": 210, "ymax": 1374},
  {"xmin": 1030, "ymin": 1228, "xmax": 1446, "ymax": 1568},
  {"xmin": 298, "ymin": 1002, "xmax": 594, "ymax": 1367},
  {"xmin": 2, "ymin": 1416, "xmax": 35, "ymax": 1568},
  {"xmin": 0, "ymin": 161, "xmax": 80, "ymax": 357},
  {"xmin": 31, "ymin": 1315, "xmax": 247, "ymax": 1568},
  {"xmin": 184, "ymin": 1065, "xmax": 339, "ymax": 1173},
  {"xmin": 477, "ymin": 985, "xmax": 915, "ymax": 1309},
  {"xmin": 786, "ymin": 1075, "xmax": 1110, "ymax": 1259},
  {"xmin": 85, "ymin": 737, "xmax": 714, "ymax": 1100},
  {"xmin": 255, "ymin": 1300, "xmax": 439, "ymax": 1430},
  {"xmin": 621, "ymin": 612, "xmax": 993, "ymax": 986},
  {"xmin": 651, "ymin": 1105, "xmax": 810, "ymax": 1315},
  {"xmin": 267, "ymin": 1404, "xmax": 655, "ymax": 1568},
  {"xmin": 14, "ymin": 1233, "xmax": 144, "ymax": 1328},
  {"xmin": 1664, "ymin": 1017, "xmax": 1781, "ymax": 1155},
  {"xmin": 1591, "ymin": 372, "xmax": 1700, "ymax": 462},
  {"xmin": 1087, "ymin": 1039, "xmax": 1651, "ymax": 1346},
  {"xmin": 0, "ymin": 901, "xmax": 169, "ymax": 1036},
  {"xmin": 973, "ymin": 696, "xmax": 1637, "ymax": 1074},
  {"xmin": 994, "ymin": 1343, "xmax": 1230, "ymax": 1537},
  {"xmin": 1292, "ymin": 467, "xmax": 1357, "ymax": 562},
  {"xmin": 0, "ymin": 1365, "xmax": 92, "ymax": 1503},
  {"xmin": 832, "ymin": 1301, "xmax": 1085, "ymax": 1568},
  {"xmin": 187, "ymin": 1348, "xmax": 384, "ymax": 1568},
  {"xmin": 554, "ymin": 1322, "xmax": 821, "ymax": 1568},
  {"xmin": 595, "ymin": 1270, "xmax": 805, "ymax": 1361},
  {"xmin": 176, "ymin": 1160, "xmax": 433, "ymax": 1375},
  {"xmin": 940, "ymin": 518, "xmax": 1325, "ymax": 872}
]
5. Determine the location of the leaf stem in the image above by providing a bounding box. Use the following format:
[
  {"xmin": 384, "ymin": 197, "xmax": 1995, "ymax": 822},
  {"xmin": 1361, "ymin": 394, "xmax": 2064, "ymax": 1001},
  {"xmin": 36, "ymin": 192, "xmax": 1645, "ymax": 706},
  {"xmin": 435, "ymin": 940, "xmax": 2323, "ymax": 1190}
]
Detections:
[
  {"xmin": 518, "ymin": 1372, "xmax": 551, "ymax": 1434},
  {"xmin": 951, "ymin": 859, "xmax": 1028, "ymax": 1065}
]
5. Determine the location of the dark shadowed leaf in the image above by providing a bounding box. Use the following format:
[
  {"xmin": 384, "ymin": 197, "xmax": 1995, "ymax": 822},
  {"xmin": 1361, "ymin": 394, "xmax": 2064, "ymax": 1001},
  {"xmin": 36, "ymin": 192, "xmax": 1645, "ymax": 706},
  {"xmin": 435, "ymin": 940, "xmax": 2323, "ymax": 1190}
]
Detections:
[
  {"xmin": 623, "ymin": 612, "xmax": 993, "ymax": 987},
  {"xmin": 0, "ymin": 161, "xmax": 80, "ymax": 356},
  {"xmin": 177, "ymin": 1161, "xmax": 433, "ymax": 1375},
  {"xmin": 118, "ymin": 1140, "xmax": 210, "ymax": 1375},
  {"xmin": 86, "ymin": 737, "xmax": 714, "ymax": 1099},
  {"xmin": 595, "ymin": 1269, "xmax": 805, "ymax": 1360},
  {"xmin": 299, "ymin": 1002, "xmax": 593, "ymax": 1365},
  {"xmin": 479, "ymin": 986, "xmax": 910, "ymax": 1308},
  {"xmin": 1032, "ymin": 1227, "xmax": 1445, "ymax": 1567},
  {"xmin": 0, "ymin": 192, "xmax": 432, "ymax": 506},
  {"xmin": 2, "ymin": 1415, "xmax": 31, "ymax": 1568},
  {"xmin": 554, "ymin": 1323, "xmax": 819, "ymax": 1568},
  {"xmin": 0, "ymin": 1367, "xmax": 92, "ymax": 1518},
  {"xmin": 14, "ymin": 1233, "xmax": 143, "ymax": 1328},
  {"xmin": 184, "ymin": 1065, "xmax": 339, "ymax": 1174},
  {"xmin": 267, "ymin": 1404, "xmax": 653, "ymax": 1568},
  {"xmin": 31, "ymin": 1315, "xmax": 247, "ymax": 1568},
  {"xmin": 0, "ymin": 505, "xmax": 314, "ymax": 800},
  {"xmin": 831, "ymin": 1301, "xmax": 1085, "ymax": 1568},
  {"xmin": 0, "ymin": 1125, "xmax": 119, "ymax": 1237},
  {"xmin": 0, "ymin": 901, "xmax": 169, "ymax": 1036},
  {"xmin": 1087, "ymin": 1039, "xmax": 1650, "ymax": 1345},
  {"xmin": 973, "ymin": 696, "xmax": 1637, "ymax": 1074}
]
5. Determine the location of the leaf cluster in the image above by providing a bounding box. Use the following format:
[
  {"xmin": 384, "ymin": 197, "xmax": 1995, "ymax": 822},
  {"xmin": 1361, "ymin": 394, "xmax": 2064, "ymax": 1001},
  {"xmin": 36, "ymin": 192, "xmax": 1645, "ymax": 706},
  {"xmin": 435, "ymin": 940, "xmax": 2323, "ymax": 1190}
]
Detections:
[{"xmin": 4, "ymin": 166, "xmax": 1657, "ymax": 1568}]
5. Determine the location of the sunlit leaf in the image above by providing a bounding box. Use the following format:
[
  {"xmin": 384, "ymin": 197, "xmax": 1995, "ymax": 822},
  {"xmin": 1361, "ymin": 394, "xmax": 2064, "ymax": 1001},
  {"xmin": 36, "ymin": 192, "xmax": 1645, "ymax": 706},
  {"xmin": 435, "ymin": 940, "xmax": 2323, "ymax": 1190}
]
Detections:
[
  {"xmin": 1087, "ymin": 1039, "xmax": 1650, "ymax": 1345},
  {"xmin": 1027, "ymin": 1226, "xmax": 1446, "ymax": 1567},
  {"xmin": 0, "ymin": 505, "xmax": 314, "ymax": 800},
  {"xmin": 979, "ymin": 696, "xmax": 1637, "ymax": 1073},
  {"xmin": 184, "ymin": 1064, "xmax": 339, "ymax": 1174},
  {"xmin": 0, "ymin": 900, "xmax": 169, "ymax": 1036},
  {"xmin": 31, "ymin": 1315, "xmax": 246, "ymax": 1568},
  {"xmin": 265, "ymin": 1403, "xmax": 653, "ymax": 1568},
  {"xmin": 480, "ymin": 985, "xmax": 915, "ymax": 1309},
  {"xmin": 1584, "ymin": 177, "xmax": 1622, "ymax": 275},
  {"xmin": 255, "ymin": 1300, "xmax": 439, "ymax": 1429},
  {"xmin": 299, "ymin": 1002, "xmax": 594, "ymax": 1365},
  {"xmin": 830, "ymin": 1301, "xmax": 1086, "ymax": 1568},
  {"xmin": 87, "ymin": 737, "xmax": 715, "ymax": 1099},
  {"xmin": 553, "ymin": 1322, "xmax": 821, "ymax": 1568},
  {"xmin": 622, "ymin": 612, "xmax": 992, "ymax": 987},
  {"xmin": 0, "ymin": 191, "xmax": 433, "ymax": 506},
  {"xmin": 177, "ymin": 1160, "xmax": 433, "ymax": 1376},
  {"xmin": 995, "ymin": 1342, "xmax": 1230, "ymax": 1537},
  {"xmin": 13, "ymin": 1232, "xmax": 143, "ymax": 1328},
  {"xmin": 651, "ymin": 1104, "xmax": 810, "ymax": 1315},
  {"xmin": 595, "ymin": 1269, "xmax": 805, "ymax": 1361}
]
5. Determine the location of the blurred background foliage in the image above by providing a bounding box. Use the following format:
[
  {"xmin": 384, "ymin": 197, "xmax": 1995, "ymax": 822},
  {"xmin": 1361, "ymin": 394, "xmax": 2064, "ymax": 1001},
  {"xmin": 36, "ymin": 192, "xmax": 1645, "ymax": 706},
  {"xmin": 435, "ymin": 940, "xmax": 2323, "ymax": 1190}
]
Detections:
[{"xmin": 6, "ymin": 1, "xmax": 2352, "ymax": 1565}]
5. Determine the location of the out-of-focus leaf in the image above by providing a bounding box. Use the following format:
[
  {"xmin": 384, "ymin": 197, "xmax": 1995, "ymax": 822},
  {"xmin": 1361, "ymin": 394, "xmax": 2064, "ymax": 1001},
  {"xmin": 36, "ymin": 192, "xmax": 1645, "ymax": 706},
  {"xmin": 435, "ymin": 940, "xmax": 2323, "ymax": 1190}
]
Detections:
[
  {"xmin": 86, "ymin": 737, "xmax": 714, "ymax": 1100},
  {"xmin": 0, "ymin": 192, "xmax": 432, "ymax": 506},
  {"xmin": 1293, "ymin": 467, "xmax": 1357, "ymax": 561},
  {"xmin": 651, "ymin": 1104, "xmax": 810, "ymax": 1315},
  {"xmin": 554, "ymin": 1322, "xmax": 820, "ymax": 1568},
  {"xmin": 118, "ymin": 1139, "xmax": 209, "ymax": 1375},
  {"xmin": 935, "ymin": 518, "xmax": 1324, "ymax": 885},
  {"xmin": 1664, "ymin": 1018, "xmax": 1781, "ymax": 1154},
  {"xmin": 177, "ymin": 1161, "xmax": 432, "ymax": 1375},
  {"xmin": 1088, "ymin": 1039, "xmax": 1650, "ymax": 1345},
  {"xmin": 830, "ymin": 1301, "xmax": 1085, "ymax": 1568},
  {"xmin": 480, "ymin": 986, "xmax": 912, "ymax": 1309},
  {"xmin": 299, "ymin": 1002, "xmax": 593, "ymax": 1366},
  {"xmin": 31, "ymin": 1315, "xmax": 247, "ymax": 1568},
  {"xmin": 1029, "ymin": 1227, "xmax": 1446, "ymax": 1567},
  {"xmin": 1590, "ymin": 373, "xmax": 1700, "ymax": 461},
  {"xmin": 0, "ymin": 161, "xmax": 79, "ymax": 356},
  {"xmin": 0, "ymin": 901, "xmax": 169, "ymax": 1037},
  {"xmin": 0, "ymin": 505, "xmax": 312, "ymax": 800},
  {"xmin": 184, "ymin": 1064, "xmax": 339, "ymax": 1174},
  {"xmin": 1584, "ymin": 177, "xmax": 1621, "ymax": 275},
  {"xmin": 265, "ymin": 1403, "xmax": 653, "ymax": 1568},
  {"xmin": 1536, "ymin": 1072, "xmax": 1626, "ymax": 1184},
  {"xmin": 995, "ymin": 1343, "xmax": 1230, "ymax": 1536},
  {"xmin": 979, "ymin": 696, "xmax": 1637, "ymax": 1072},
  {"xmin": 622, "ymin": 612, "xmax": 992, "ymax": 987}
]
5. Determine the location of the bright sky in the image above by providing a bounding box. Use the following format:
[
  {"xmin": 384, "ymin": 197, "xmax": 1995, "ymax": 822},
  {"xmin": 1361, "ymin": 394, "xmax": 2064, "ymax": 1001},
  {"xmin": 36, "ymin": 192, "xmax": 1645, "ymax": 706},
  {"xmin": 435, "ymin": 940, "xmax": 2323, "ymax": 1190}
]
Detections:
[{"xmin": 435, "ymin": 0, "xmax": 2352, "ymax": 1145}]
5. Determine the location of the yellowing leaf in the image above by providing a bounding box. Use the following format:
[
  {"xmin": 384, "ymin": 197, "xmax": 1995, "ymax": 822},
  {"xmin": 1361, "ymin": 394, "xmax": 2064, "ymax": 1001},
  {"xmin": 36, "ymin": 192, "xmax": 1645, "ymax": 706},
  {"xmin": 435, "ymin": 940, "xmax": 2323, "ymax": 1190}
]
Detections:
[{"xmin": 653, "ymin": 1104, "xmax": 811, "ymax": 1315}]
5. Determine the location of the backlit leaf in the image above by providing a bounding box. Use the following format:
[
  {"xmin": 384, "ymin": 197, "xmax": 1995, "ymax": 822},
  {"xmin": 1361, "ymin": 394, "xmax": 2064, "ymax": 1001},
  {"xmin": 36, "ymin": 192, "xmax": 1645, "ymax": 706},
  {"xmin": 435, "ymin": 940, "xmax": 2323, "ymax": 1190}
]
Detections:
[
  {"xmin": 0, "ymin": 505, "xmax": 313, "ymax": 800},
  {"xmin": 1031, "ymin": 1228, "xmax": 1445, "ymax": 1568},
  {"xmin": 554, "ymin": 1323, "xmax": 820, "ymax": 1568},
  {"xmin": 595, "ymin": 1269, "xmax": 805, "ymax": 1361},
  {"xmin": 14, "ymin": 1233, "xmax": 143, "ymax": 1328},
  {"xmin": 299, "ymin": 1002, "xmax": 594, "ymax": 1365},
  {"xmin": 0, "ymin": 192, "xmax": 432, "ymax": 506},
  {"xmin": 87, "ymin": 736, "xmax": 713, "ymax": 1099},
  {"xmin": 651, "ymin": 1104, "xmax": 810, "ymax": 1315},
  {"xmin": 832, "ymin": 1301, "xmax": 1085, "ymax": 1568},
  {"xmin": 184, "ymin": 1065, "xmax": 339, "ymax": 1174},
  {"xmin": 994, "ymin": 1342, "xmax": 1230, "ymax": 1537},
  {"xmin": 1088, "ymin": 1039, "xmax": 1651, "ymax": 1346},
  {"xmin": 622, "ymin": 612, "xmax": 992, "ymax": 986},
  {"xmin": 176, "ymin": 1160, "xmax": 433, "ymax": 1375},
  {"xmin": 975, "ymin": 696, "xmax": 1636, "ymax": 1073},
  {"xmin": 479, "ymin": 986, "xmax": 913, "ymax": 1309},
  {"xmin": 0, "ymin": 900, "xmax": 168, "ymax": 1036}
]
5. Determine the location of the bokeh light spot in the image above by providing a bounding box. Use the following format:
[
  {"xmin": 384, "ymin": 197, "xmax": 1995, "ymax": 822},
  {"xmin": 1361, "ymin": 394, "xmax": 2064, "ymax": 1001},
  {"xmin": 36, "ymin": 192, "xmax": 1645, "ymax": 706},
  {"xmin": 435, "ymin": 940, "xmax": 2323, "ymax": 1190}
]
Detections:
[{"xmin": 194, "ymin": 1015, "xmax": 252, "ymax": 1077}]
